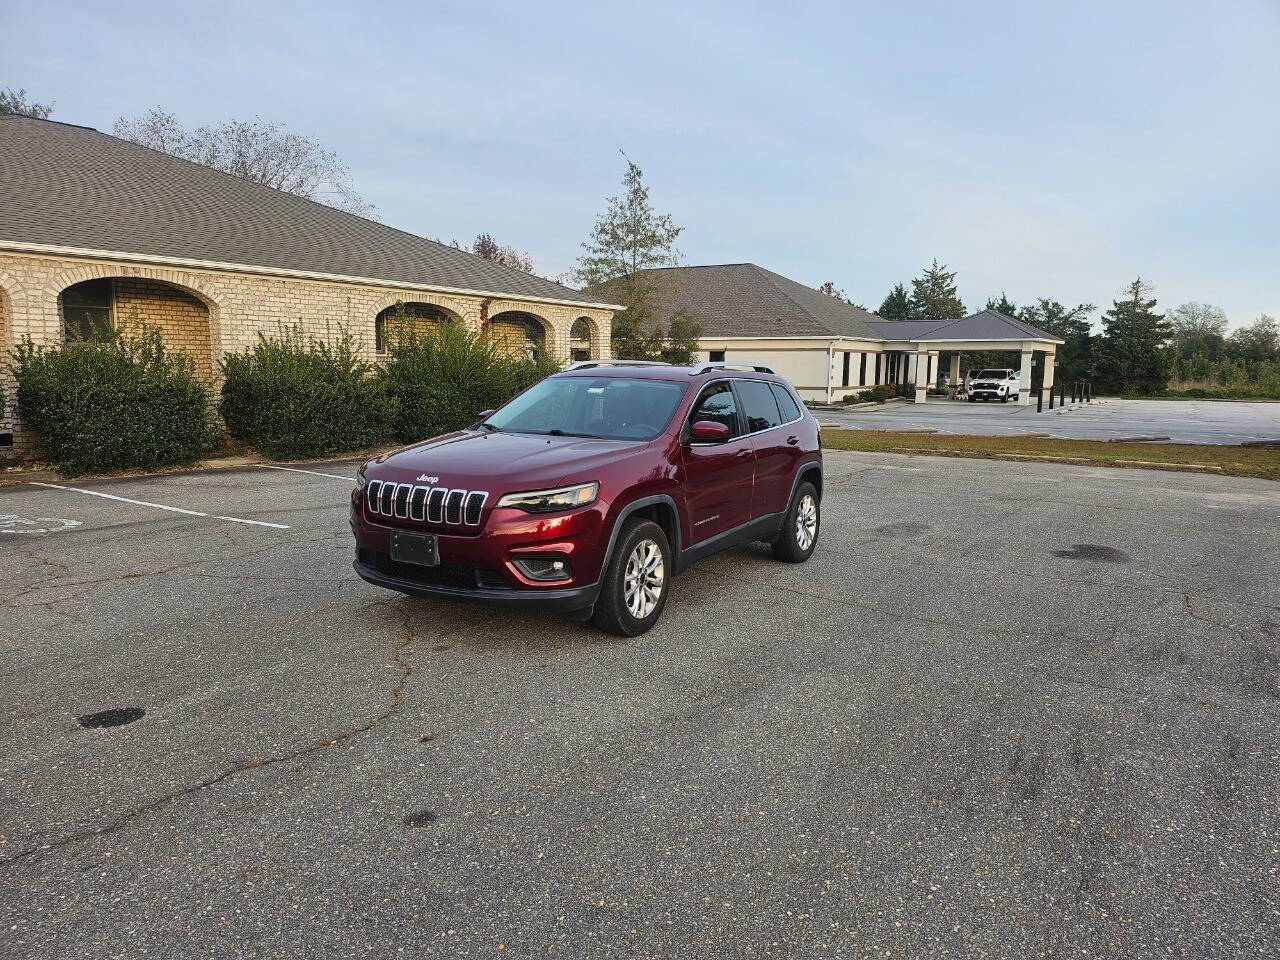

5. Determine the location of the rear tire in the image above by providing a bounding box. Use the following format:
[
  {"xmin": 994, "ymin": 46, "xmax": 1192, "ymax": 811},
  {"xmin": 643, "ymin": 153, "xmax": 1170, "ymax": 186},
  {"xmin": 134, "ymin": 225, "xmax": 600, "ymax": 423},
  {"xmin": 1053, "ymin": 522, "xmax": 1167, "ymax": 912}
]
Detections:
[
  {"xmin": 591, "ymin": 519, "xmax": 671, "ymax": 637},
  {"xmin": 772, "ymin": 482, "xmax": 820, "ymax": 563}
]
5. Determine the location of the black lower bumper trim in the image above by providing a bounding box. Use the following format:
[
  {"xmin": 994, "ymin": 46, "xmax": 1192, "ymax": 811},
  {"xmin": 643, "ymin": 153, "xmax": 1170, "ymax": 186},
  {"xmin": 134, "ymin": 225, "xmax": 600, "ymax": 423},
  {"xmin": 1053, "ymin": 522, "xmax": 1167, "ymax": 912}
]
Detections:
[{"xmin": 353, "ymin": 560, "xmax": 599, "ymax": 612}]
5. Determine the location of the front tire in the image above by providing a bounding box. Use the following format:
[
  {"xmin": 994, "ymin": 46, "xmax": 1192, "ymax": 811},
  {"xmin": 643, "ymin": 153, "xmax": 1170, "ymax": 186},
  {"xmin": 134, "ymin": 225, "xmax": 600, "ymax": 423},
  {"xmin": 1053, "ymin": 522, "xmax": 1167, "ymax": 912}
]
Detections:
[
  {"xmin": 772, "ymin": 482, "xmax": 820, "ymax": 563},
  {"xmin": 591, "ymin": 519, "xmax": 671, "ymax": 637}
]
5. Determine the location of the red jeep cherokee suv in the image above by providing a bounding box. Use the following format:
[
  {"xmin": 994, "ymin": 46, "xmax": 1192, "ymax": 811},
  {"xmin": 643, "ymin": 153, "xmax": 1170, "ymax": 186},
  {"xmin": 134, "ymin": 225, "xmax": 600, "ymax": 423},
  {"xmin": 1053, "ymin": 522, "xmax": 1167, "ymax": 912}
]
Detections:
[{"xmin": 350, "ymin": 361, "xmax": 822, "ymax": 635}]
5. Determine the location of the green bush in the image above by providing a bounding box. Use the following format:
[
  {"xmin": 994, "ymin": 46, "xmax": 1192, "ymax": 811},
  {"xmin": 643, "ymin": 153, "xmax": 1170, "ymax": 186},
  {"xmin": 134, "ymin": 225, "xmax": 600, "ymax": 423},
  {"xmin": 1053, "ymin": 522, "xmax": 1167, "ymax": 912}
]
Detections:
[
  {"xmin": 381, "ymin": 320, "xmax": 560, "ymax": 442},
  {"xmin": 220, "ymin": 325, "xmax": 390, "ymax": 460},
  {"xmin": 11, "ymin": 329, "xmax": 217, "ymax": 475}
]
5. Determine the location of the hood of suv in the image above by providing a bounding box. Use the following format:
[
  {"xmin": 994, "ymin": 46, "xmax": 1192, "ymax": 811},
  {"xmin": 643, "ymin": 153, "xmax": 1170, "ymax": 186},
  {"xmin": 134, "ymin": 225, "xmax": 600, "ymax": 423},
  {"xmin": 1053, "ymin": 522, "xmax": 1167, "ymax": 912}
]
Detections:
[{"xmin": 367, "ymin": 428, "xmax": 651, "ymax": 493}]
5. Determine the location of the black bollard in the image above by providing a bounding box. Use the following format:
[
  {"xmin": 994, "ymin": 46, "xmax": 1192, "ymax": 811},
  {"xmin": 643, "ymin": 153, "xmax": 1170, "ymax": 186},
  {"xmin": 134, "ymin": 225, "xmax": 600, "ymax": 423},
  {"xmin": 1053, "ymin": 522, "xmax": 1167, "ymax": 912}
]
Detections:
[
  {"xmin": 1037, "ymin": 388, "xmax": 1043, "ymax": 412},
  {"xmin": 1086, "ymin": 381, "xmax": 1092, "ymax": 403}
]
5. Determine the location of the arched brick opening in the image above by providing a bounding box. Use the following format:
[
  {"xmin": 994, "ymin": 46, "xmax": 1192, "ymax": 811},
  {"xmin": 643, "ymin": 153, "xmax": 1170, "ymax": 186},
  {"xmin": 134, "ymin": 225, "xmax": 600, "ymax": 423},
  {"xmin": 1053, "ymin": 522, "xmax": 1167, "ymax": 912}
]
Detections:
[
  {"xmin": 487, "ymin": 309, "xmax": 552, "ymax": 361},
  {"xmin": 570, "ymin": 317, "xmax": 603, "ymax": 361},
  {"xmin": 374, "ymin": 301, "xmax": 463, "ymax": 355},
  {"xmin": 55, "ymin": 274, "xmax": 218, "ymax": 381}
]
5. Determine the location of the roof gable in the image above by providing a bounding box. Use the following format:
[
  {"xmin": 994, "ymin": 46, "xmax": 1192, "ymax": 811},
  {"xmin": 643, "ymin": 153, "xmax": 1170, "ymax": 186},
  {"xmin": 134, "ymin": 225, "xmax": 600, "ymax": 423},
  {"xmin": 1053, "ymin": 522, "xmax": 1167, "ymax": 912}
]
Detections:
[
  {"xmin": 0, "ymin": 115, "xmax": 606, "ymax": 306},
  {"xmin": 868, "ymin": 310, "xmax": 1063, "ymax": 344}
]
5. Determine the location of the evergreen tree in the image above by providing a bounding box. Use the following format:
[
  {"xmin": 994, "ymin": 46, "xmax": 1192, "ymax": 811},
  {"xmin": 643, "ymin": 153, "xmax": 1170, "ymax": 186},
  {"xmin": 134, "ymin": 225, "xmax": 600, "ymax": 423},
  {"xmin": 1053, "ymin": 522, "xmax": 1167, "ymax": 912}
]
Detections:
[
  {"xmin": 877, "ymin": 283, "xmax": 911, "ymax": 321},
  {"xmin": 1096, "ymin": 278, "xmax": 1171, "ymax": 395},
  {"xmin": 575, "ymin": 154, "xmax": 701, "ymax": 360},
  {"xmin": 1019, "ymin": 299, "xmax": 1096, "ymax": 384},
  {"xmin": 909, "ymin": 260, "xmax": 966, "ymax": 323},
  {"xmin": 662, "ymin": 310, "xmax": 702, "ymax": 365},
  {"xmin": 985, "ymin": 292, "xmax": 1019, "ymax": 316}
]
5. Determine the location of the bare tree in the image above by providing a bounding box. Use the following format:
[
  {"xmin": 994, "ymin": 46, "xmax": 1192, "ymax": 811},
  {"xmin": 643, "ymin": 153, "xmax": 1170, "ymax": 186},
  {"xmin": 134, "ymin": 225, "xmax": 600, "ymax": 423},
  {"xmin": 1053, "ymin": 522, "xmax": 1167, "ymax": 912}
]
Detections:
[
  {"xmin": 113, "ymin": 108, "xmax": 374, "ymax": 217},
  {"xmin": 0, "ymin": 87, "xmax": 54, "ymax": 119},
  {"xmin": 470, "ymin": 233, "xmax": 535, "ymax": 273}
]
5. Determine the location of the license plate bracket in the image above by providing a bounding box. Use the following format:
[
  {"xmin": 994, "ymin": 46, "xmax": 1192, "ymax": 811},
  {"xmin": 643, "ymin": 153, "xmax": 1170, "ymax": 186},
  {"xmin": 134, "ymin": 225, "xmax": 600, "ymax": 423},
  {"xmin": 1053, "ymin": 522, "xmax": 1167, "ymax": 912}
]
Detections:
[{"xmin": 390, "ymin": 531, "xmax": 438, "ymax": 567}]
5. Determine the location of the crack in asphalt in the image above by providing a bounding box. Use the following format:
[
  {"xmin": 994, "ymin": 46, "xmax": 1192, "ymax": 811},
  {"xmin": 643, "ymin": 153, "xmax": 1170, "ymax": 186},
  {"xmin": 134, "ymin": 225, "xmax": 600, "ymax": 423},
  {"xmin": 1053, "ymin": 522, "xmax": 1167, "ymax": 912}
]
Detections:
[{"xmin": 0, "ymin": 608, "xmax": 418, "ymax": 869}]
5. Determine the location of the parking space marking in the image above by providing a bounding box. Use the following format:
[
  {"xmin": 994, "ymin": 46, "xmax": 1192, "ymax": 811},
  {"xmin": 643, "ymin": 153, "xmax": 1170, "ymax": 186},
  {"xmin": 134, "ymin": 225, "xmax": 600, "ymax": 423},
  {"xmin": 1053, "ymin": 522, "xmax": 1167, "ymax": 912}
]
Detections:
[
  {"xmin": 257, "ymin": 464, "xmax": 354, "ymax": 482},
  {"xmin": 30, "ymin": 482, "xmax": 290, "ymax": 530}
]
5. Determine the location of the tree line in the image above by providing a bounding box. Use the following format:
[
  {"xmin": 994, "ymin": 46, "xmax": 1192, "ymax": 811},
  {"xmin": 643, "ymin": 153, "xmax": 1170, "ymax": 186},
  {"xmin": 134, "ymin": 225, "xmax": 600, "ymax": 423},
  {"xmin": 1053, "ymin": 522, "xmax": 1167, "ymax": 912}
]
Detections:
[{"xmin": 871, "ymin": 258, "xmax": 1277, "ymax": 397}]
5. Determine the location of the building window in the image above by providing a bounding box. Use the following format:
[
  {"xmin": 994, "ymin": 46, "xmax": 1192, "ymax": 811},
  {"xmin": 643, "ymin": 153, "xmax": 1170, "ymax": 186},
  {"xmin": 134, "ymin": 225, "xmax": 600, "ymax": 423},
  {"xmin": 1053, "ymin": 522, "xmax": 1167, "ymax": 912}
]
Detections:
[
  {"xmin": 62, "ymin": 278, "xmax": 113, "ymax": 342},
  {"xmin": 859, "ymin": 352, "xmax": 867, "ymax": 386},
  {"xmin": 571, "ymin": 348, "xmax": 590, "ymax": 362},
  {"xmin": 709, "ymin": 349, "xmax": 726, "ymax": 363},
  {"xmin": 842, "ymin": 351, "xmax": 851, "ymax": 387}
]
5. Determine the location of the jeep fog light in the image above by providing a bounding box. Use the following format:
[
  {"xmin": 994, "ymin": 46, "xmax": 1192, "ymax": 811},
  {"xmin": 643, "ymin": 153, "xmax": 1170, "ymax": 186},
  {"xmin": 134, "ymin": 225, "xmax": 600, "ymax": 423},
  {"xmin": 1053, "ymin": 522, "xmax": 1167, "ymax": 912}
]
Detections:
[{"xmin": 512, "ymin": 555, "xmax": 572, "ymax": 582}]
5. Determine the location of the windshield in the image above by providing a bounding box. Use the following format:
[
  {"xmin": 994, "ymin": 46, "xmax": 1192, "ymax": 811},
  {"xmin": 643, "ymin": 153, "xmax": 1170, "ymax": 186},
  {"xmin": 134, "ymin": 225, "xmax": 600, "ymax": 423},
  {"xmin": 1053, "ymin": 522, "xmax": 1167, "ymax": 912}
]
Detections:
[
  {"xmin": 485, "ymin": 376, "xmax": 687, "ymax": 441},
  {"xmin": 976, "ymin": 369, "xmax": 1009, "ymax": 379}
]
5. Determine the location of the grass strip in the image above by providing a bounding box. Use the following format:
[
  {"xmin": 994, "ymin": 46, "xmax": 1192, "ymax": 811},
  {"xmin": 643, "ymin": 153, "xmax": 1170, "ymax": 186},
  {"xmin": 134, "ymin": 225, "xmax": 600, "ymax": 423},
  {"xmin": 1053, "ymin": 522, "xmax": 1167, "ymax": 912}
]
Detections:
[{"xmin": 821, "ymin": 430, "xmax": 1280, "ymax": 481}]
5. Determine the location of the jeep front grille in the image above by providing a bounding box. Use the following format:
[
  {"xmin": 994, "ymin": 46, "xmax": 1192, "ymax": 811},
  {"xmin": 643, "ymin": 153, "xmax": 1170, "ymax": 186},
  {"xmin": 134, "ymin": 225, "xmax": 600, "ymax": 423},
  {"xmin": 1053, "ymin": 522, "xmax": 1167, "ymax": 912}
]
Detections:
[{"xmin": 367, "ymin": 480, "xmax": 488, "ymax": 527}]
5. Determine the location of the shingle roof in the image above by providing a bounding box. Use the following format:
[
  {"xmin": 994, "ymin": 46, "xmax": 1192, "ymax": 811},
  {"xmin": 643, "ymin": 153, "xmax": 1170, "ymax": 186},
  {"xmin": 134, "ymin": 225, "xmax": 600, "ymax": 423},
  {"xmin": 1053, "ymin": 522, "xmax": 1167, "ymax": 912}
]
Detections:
[
  {"xmin": 0, "ymin": 115, "xmax": 609, "ymax": 306},
  {"xmin": 866, "ymin": 319, "xmax": 948, "ymax": 341},
  {"xmin": 588, "ymin": 263, "xmax": 882, "ymax": 339},
  {"xmin": 869, "ymin": 310, "xmax": 1062, "ymax": 344}
]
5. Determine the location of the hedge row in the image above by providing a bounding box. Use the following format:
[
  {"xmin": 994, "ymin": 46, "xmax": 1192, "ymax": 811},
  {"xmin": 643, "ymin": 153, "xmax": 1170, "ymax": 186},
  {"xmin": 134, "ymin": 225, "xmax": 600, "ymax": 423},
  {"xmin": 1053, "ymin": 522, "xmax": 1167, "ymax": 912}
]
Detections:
[
  {"xmin": 8, "ymin": 321, "xmax": 560, "ymax": 474},
  {"xmin": 11, "ymin": 329, "xmax": 218, "ymax": 475}
]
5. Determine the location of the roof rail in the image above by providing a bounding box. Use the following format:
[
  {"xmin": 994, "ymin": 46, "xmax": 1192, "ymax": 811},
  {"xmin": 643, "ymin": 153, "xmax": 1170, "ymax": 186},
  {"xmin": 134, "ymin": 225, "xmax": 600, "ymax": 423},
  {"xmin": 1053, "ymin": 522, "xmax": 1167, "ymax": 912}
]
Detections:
[
  {"xmin": 563, "ymin": 359, "xmax": 672, "ymax": 370},
  {"xmin": 688, "ymin": 361, "xmax": 776, "ymax": 376}
]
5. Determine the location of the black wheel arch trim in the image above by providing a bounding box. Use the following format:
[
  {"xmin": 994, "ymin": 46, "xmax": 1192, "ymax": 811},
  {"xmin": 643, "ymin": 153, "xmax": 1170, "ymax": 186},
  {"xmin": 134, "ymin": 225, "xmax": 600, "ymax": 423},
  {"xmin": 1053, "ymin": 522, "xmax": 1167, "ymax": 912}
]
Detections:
[
  {"xmin": 601, "ymin": 493, "xmax": 683, "ymax": 575},
  {"xmin": 791, "ymin": 462, "xmax": 823, "ymax": 501}
]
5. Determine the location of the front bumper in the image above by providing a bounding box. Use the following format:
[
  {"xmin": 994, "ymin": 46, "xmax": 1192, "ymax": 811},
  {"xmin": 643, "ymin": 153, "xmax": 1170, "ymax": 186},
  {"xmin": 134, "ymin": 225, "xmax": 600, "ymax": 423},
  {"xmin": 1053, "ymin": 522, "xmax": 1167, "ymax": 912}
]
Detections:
[
  {"xmin": 352, "ymin": 556, "xmax": 599, "ymax": 611},
  {"xmin": 349, "ymin": 486, "xmax": 611, "ymax": 610}
]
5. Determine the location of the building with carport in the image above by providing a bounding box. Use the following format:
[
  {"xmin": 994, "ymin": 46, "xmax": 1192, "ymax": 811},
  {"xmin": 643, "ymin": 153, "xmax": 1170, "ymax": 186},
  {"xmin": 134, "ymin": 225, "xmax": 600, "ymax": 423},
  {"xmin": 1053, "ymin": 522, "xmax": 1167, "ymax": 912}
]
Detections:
[{"xmin": 589, "ymin": 263, "xmax": 1064, "ymax": 405}]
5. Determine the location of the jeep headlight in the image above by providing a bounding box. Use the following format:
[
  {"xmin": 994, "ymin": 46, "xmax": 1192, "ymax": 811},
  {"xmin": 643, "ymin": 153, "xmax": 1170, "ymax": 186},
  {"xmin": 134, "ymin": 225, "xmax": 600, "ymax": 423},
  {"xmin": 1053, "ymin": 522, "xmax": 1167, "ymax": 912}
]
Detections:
[{"xmin": 496, "ymin": 482, "xmax": 598, "ymax": 514}]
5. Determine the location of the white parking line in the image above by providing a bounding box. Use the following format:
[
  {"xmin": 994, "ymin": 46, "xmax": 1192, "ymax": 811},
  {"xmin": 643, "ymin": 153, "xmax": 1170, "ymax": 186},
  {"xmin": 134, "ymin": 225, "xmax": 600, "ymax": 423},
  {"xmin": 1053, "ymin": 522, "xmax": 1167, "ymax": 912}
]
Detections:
[
  {"xmin": 29, "ymin": 482, "xmax": 290, "ymax": 529},
  {"xmin": 257, "ymin": 464, "xmax": 354, "ymax": 482}
]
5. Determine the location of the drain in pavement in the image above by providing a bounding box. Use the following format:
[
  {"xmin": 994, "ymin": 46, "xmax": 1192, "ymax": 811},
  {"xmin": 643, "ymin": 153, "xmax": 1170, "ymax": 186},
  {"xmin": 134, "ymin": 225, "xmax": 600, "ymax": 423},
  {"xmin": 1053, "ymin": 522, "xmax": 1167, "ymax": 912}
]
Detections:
[
  {"xmin": 1052, "ymin": 544, "xmax": 1130, "ymax": 563},
  {"xmin": 78, "ymin": 707, "xmax": 145, "ymax": 729},
  {"xmin": 404, "ymin": 810, "xmax": 438, "ymax": 828}
]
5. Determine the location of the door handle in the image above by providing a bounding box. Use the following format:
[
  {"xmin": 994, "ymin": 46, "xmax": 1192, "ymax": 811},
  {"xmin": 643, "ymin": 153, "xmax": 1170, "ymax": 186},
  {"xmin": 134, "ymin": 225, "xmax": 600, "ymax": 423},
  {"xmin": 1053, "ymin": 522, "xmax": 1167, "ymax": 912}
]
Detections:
[
  {"xmin": 736, "ymin": 449, "xmax": 753, "ymax": 460},
  {"xmin": 787, "ymin": 435, "xmax": 799, "ymax": 445}
]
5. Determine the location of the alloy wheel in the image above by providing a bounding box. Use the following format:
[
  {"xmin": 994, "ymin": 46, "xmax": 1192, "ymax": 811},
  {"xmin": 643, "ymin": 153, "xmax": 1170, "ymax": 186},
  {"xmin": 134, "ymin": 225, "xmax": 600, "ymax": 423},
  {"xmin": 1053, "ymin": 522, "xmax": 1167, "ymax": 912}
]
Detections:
[
  {"xmin": 624, "ymin": 538, "xmax": 665, "ymax": 619},
  {"xmin": 795, "ymin": 494, "xmax": 817, "ymax": 551}
]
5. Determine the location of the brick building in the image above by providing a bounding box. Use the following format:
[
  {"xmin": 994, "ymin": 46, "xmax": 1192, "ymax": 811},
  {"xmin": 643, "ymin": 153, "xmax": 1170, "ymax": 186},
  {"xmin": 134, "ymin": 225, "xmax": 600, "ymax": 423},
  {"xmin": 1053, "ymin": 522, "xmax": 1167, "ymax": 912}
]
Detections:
[{"xmin": 0, "ymin": 115, "xmax": 617, "ymax": 458}]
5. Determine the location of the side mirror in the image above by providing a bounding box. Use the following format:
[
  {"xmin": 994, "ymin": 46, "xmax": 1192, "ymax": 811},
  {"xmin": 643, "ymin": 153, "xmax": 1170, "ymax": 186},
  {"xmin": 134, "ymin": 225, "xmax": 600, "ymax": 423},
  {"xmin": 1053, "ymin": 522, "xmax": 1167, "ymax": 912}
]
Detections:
[
  {"xmin": 478, "ymin": 409, "xmax": 496, "ymax": 420},
  {"xmin": 690, "ymin": 420, "xmax": 731, "ymax": 443}
]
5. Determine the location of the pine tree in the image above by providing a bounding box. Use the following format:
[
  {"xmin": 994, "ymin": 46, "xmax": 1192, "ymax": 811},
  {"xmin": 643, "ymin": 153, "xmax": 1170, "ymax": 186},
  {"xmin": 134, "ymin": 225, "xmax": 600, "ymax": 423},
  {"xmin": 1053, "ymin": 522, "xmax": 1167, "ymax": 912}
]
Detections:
[
  {"xmin": 909, "ymin": 260, "xmax": 966, "ymax": 323},
  {"xmin": 985, "ymin": 292, "xmax": 1019, "ymax": 317},
  {"xmin": 575, "ymin": 154, "xmax": 701, "ymax": 360},
  {"xmin": 1096, "ymin": 278, "xmax": 1171, "ymax": 395},
  {"xmin": 877, "ymin": 283, "xmax": 911, "ymax": 321}
]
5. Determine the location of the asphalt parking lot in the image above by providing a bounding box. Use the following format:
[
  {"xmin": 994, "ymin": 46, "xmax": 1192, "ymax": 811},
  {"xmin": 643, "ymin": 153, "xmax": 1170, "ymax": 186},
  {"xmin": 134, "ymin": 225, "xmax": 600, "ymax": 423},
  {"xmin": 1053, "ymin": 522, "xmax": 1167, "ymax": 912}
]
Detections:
[
  {"xmin": 822, "ymin": 397, "xmax": 1280, "ymax": 445},
  {"xmin": 1, "ymin": 452, "xmax": 1278, "ymax": 958}
]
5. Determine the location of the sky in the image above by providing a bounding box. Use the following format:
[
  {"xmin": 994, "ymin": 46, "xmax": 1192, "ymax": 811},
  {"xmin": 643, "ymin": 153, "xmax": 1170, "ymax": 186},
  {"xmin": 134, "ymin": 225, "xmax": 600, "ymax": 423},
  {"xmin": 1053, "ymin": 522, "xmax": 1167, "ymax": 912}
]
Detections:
[{"xmin": 3, "ymin": 0, "xmax": 1277, "ymax": 329}]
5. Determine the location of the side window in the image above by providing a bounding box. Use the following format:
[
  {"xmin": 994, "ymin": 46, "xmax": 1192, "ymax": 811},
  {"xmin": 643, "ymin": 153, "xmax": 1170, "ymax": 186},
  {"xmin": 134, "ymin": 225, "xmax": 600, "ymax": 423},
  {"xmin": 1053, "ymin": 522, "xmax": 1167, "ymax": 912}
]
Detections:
[
  {"xmin": 770, "ymin": 383, "xmax": 802, "ymax": 422},
  {"xmin": 736, "ymin": 380, "xmax": 783, "ymax": 433},
  {"xmin": 689, "ymin": 382, "xmax": 740, "ymax": 437}
]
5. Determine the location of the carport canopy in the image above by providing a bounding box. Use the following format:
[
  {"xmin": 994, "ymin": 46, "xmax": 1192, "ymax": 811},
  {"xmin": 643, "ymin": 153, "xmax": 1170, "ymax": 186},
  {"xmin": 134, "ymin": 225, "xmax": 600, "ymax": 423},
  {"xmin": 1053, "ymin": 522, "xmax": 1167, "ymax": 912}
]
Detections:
[{"xmin": 867, "ymin": 310, "xmax": 1065, "ymax": 405}]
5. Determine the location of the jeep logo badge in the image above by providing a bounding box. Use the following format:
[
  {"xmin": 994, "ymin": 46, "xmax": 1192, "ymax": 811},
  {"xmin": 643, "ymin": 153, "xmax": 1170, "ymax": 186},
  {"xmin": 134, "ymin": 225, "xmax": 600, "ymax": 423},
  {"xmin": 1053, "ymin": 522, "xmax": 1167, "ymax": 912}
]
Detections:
[{"xmin": 417, "ymin": 474, "xmax": 439, "ymax": 484}]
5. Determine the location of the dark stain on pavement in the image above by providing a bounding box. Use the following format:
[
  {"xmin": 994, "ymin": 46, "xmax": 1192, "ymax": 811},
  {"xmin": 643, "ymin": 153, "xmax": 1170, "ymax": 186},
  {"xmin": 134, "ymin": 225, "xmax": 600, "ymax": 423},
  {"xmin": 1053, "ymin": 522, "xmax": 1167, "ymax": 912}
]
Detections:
[
  {"xmin": 78, "ymin": 707, "xmax": 145, "ymax": 729},
  {"xmin": 1053, "ymin": 544, "xmax": 1130, "ymax": 563},
  {"xmin": 871, "ymin": 521, "xmax": 931, "ymax": 538},
  {"xmin": 404, "ymin": 810, "xmax": 438, "ymax": 828}
]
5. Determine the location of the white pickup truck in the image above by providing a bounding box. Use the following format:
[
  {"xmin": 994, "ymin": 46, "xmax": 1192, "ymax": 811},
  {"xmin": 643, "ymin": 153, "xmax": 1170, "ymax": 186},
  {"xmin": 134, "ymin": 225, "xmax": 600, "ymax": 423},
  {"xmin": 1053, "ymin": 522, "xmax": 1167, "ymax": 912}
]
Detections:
[{"xmin": 966, "ymin": 368, "xmax": 1020, "ymax": 403}]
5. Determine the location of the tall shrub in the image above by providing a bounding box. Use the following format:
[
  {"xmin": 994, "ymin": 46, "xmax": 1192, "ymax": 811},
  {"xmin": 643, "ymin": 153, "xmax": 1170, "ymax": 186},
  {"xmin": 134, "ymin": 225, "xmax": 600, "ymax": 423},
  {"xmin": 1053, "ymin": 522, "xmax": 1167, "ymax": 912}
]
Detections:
[
  {"xmin": 381, "ymin": 320, "xmax": 560, "ymax": 442},
  {"xmin": 220, "ymin": 325, "xmax": 389, "ymax": 459},
  {"xmin": 11, "ymin": 329, "xmax": 217, "ymax": 475}
]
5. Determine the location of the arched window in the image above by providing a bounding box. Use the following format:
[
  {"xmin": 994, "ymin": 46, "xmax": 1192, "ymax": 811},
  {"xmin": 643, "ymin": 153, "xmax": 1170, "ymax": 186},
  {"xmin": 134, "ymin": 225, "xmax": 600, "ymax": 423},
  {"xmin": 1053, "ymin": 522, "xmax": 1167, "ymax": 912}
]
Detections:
[{"xmin": 375, "ymin": 302, "xmax": 450, "ymax": 353}]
